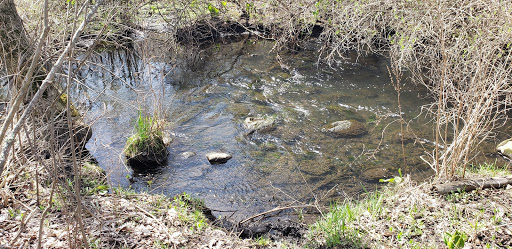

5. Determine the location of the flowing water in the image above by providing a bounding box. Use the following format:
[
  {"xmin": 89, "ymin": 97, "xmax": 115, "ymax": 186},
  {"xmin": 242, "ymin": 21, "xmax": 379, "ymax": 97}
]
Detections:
[{"xmin": 71, "ymin": 40, "xmax": 468, "ymax": 220}]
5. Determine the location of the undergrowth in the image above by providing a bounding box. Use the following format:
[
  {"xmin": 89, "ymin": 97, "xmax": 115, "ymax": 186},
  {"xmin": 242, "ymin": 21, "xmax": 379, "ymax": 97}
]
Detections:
[{"xmin": 309, "ymin": 172, "xmax": 512, "ymax": 248}]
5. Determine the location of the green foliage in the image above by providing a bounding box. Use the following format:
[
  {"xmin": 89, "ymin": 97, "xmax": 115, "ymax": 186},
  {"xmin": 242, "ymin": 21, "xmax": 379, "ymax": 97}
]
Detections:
[
  {"xmin": 207, "ymin": 3, "xmax": 219, "ymax": 17},
  {"xmin": 255, "ymin": 236, "xmax": 270, "ymax": 246},
  {"xmin": 468, "ymin": 162, "xmax": 509, "ymax": 177},
  {"xmin": 310, "ymin": 190, "xmax": 385, "ymax": 248},
  {"xmin": 173, "ymin": 193, "xmax": 208, "ymax": 231},
  {"xmin": 379, "ymin": 169, "xmax": 402, "ymax": 183},
  {"xmin": 443, "ymin": 230, "xmax": 467, "ymax": 249}
]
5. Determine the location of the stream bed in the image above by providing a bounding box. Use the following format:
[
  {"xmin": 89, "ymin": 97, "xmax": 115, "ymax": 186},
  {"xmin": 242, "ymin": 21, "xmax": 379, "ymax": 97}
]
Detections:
[{"xmin": 71, "ymin": 40, "xmax": 489, "ymax": 221}]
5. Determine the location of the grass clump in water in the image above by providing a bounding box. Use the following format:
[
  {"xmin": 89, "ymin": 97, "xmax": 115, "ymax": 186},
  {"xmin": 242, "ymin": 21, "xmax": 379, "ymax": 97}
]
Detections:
[{"xmin": 124, "ymin": 110, "xmax": 169, "ymax": 165}]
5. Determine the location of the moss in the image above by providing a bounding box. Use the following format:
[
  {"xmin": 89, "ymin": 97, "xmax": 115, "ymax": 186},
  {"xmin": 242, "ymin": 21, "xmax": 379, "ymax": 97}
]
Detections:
[{"xmin": 58, "ymin": 93, "xmax": 80, "ymax": 117}]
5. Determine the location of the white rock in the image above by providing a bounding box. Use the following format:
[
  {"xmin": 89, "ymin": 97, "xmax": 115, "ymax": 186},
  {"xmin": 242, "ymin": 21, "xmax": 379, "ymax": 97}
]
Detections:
[
  {"xmin": 206, "ymin": 152, "xmax": 232, "ymax": 164},
  {"xmin": 497, "ymin": 138, "xmax": 512, "ymax": 158}
]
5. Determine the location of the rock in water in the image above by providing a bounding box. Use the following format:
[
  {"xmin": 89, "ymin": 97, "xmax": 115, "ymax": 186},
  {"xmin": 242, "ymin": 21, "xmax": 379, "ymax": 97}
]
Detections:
[
  {"xmin": 323, "ymin": 120, "xmax": 367, "ymax": 137},
  {"xmin": 497, "ymin": 138, "xmax": 512, "ymax": 159},
  {"xmin": 243, "ymin": 116, "xmax": 275, "ymax": 134},
  {"xmin": 206, "ymin": 152, "xmax": 232, "ymax": 164},
  {"xmin": 361, "ymin": 167, "xmax": 390, "ymax": 182},
  {"xmin": 178, "ymin": 151, "xmax": 196, "ymax": 159}
]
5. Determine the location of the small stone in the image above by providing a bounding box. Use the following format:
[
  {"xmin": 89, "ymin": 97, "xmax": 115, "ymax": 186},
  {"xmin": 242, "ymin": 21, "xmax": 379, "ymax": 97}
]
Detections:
[
  {"xmin": 178, "ymin": 151, "xmax": 196, "ymax": 159},
  {"xmin": 167, "ymin": 208, "xmax": 178, "ymax": 219},
  {"xmin": 162, "ymin": 133, "xmax": 173, "ymax": 146},
  {"xmin": 361, "ymin": 167, "xmax": 390, "ymax": 182},
  {"xmin": 206, "ymin": 152, "xmax": 232, "ymax": 164}
]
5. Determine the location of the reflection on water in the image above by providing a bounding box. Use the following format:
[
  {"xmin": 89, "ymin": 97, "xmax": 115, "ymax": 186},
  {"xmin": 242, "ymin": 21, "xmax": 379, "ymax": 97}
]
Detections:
[{"xmin": 75, "ymin": 41, "xmax": 449, "ymax": 220}]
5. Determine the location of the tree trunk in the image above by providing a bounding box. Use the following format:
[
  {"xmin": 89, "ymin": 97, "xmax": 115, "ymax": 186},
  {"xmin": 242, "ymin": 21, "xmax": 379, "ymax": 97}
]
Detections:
[
  {"xmin": 0, "ymin": 0, "xmax": 33, "ymax": 77},
  {"xmin": 0, "ymin": 0, "xmax": 95, "ymax": 176}
]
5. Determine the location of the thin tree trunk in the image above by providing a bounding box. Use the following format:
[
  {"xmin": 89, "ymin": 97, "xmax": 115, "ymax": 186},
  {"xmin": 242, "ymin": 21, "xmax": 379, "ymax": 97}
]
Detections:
[{"xmin": 0, "ymin": 0, "xmax": 32, "ymax": 76}]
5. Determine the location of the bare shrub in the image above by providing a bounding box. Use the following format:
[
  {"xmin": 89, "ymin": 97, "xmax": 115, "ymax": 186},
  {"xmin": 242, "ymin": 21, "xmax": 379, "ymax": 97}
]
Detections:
[{"xmin": 309, "ymin": 0, "xmax": 512, "ymax": 179}]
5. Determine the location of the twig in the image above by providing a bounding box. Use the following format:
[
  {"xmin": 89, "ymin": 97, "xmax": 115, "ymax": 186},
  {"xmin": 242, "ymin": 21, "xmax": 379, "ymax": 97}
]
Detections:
[
  {"xmin": 10, "ymin": 207, "xmax": 37, "ymax": 245},
  {"xmin": 477, "ymin": 222, "xmax": 512, "ymax": 234}
]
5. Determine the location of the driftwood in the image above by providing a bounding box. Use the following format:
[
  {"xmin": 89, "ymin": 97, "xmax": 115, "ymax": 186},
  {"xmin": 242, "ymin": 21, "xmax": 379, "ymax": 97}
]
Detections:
[{"xmin": 433, "ymin": 176, "xmax": 512, "ymax": 195}]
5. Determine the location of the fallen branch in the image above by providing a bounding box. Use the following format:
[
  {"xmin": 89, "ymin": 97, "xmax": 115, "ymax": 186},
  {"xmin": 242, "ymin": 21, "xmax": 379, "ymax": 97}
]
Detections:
[{"xmin": 432, "ymin": 176, "xmax": 512, "ymax": 195}]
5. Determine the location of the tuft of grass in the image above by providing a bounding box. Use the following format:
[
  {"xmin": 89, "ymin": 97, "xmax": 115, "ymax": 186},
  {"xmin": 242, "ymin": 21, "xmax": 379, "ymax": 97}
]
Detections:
[
  {"xmin": 255, "ymin": 236, "xmax": 271, "ymax": 246},
  {"xmin": 467, "ymin": 162, "xmax": 510, "ymax": 177},
  {"xmin": 124, "ymin": 110, "xmax": 166, "ymax": 160},
  {"xmin": 173, "ymin": 193, "xmax": 208, "ymax": 231},
  {"xmin": 309, "ymin": 190, "xmax": 385, "ymax": 248}
]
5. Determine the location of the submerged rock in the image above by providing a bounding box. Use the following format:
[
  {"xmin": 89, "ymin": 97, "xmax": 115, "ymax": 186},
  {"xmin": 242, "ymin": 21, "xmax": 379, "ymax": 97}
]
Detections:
[
  {"xmin": 361, "ymin": 167, "xmax": 390, "ymax": 182},
  {"xmin": 497, "ymin": 138, "xmax": 512, "ymax": 159},
  {"xmin": 243, "ymin": 116, "xmax": 275, "ymax": 134},
  {"xmin": 323, "ymin": 120, "xmax": 367, "ymax": 137},
  {"xmin": 206, "ymin": 152, "xmax": 232, "ymax": 164},
  {"xmin": 178, "ymin": 151, "xmax": 196, "ymax": 159},
  {"xmin": 327, "ymin": 104, "xmax": 363, "ymax": 121}
]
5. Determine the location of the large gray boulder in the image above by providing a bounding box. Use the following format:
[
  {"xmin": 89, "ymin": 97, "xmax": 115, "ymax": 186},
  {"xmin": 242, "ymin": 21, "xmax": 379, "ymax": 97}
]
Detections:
[{"xmin": 323, "ymin": 120, "xmax": 367, "ymax": 137}]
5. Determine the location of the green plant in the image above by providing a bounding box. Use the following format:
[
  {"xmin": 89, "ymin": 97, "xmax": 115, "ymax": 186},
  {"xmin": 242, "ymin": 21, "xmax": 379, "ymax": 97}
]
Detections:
[
  {"xmin": 124, "ymin": 110, "xmax": 166, "ymax": 161},
  {"xmin": 173, "ymin": 193, "xmax": 208, "ymax": 231},
  {"xmin": 468, "ymin": 162, "xmax": 509, "ymax": 177},
  {"xmin": 443, "ymin": 230, "xmax": 467, "ymax": 249},
  {"xmin": 379, "ymin": 169, "xmax": 402, "ymax": 183},
  {"xmin": 7, "ymin": 208, "xmax": 18, "ymax": 219},
  {"xmin": 207, "ymin": 3, "xmax": 219, "ymax": 17},
  {"xmin": 311, "ymin": 202, "xmax": 364, "ymax": 248},
  {"xmin": 255, "ymin": 236, "xmax": 270, "ymax": 246}
]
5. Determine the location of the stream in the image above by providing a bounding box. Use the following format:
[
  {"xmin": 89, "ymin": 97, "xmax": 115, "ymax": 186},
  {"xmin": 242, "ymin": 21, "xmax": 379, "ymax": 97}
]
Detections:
[{"xmin": 71, "ymin": 40, "xmax": 474, "ymax": 221}]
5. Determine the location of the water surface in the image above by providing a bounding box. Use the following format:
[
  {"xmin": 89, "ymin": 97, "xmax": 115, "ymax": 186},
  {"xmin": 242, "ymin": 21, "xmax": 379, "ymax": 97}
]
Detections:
[{"xmin": 75, "ymin": 40, "xmax": 443, "ymax": 220}]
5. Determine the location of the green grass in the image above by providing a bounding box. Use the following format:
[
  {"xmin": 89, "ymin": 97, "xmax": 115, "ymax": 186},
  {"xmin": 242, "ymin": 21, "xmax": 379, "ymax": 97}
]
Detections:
[
  {"xmin": 173, "ymin": 193, "xmax": 208, "ymax": 232},
  {"xmin": 255, "ymin": 236, "xmax": 271, "ymax": 246},
  {"xmin": 124, "ymin": 111, "xmax": 166, "ymax": 159},
  {"xmin": 309, "ymin": 190, "xmax": 385, "ymax": 248},
  {"xmin": 467, "ymin": 162, "xmax": 510, "ymax": 177}
]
